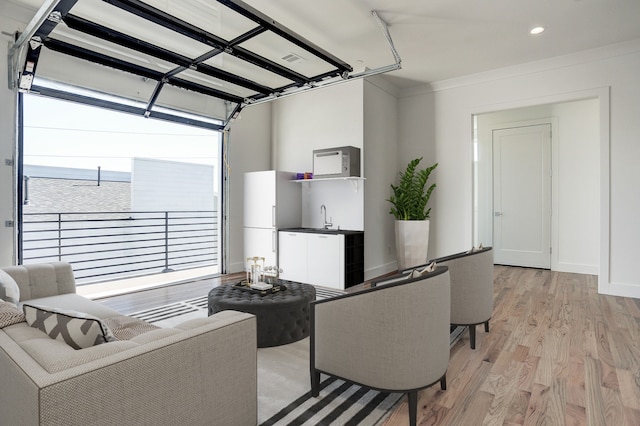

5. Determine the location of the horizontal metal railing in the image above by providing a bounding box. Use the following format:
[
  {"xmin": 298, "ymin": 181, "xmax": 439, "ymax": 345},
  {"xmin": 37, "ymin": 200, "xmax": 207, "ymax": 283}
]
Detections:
[{"xmin": 22, "ymin": 210, "xmax": 219, "ymax": 284}]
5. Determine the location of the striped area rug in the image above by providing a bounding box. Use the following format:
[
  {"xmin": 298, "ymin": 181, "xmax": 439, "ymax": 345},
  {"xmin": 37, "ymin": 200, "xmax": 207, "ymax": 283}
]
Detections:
[
  {"xmin": 129, "ymin": 295, "xmax": 208, "ymax": 327},
  {"xmin": 260, "ymin": 376, "xmax": 402, "ymax": 426}
]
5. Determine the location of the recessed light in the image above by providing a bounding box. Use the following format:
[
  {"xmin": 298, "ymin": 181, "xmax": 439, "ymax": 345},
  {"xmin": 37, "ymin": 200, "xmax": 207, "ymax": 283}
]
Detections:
[{"xmin": 530, "ymin": 26, "xmax": 545, "ymax": 35}]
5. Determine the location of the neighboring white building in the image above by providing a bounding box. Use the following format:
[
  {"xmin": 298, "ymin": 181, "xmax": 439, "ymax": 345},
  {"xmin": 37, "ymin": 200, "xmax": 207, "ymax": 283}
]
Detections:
[{"xmin": 131, "ymin": 158, "xmax": 216, "ymax": 212}]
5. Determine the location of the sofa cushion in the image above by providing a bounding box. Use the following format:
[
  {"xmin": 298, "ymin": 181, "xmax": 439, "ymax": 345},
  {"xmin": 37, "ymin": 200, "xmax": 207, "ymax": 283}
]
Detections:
[
  {"xmin": 23, "ymin": 304, "xmax": 117, "ymax": 350},
  {"xmin": 0, "ymin": 270, "xmax": 20, "ymax": 306},
  {"xmin": 0, "ymin": 300, "xmax": 26, "ymax": 328}
]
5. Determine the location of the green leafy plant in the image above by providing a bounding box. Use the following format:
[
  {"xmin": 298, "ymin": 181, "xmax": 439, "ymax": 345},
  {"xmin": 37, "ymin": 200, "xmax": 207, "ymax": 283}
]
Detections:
[{"xmin": 388, "ymin": 158, "xmax": 438, "ymax": 220}]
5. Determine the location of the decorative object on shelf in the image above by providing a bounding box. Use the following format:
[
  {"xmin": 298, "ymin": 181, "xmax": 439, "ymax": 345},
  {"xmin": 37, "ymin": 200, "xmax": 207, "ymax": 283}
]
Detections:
[
  {"xmin": 295, "ymin": 172, "xmax": 314, "ymax": 180},
  {"xmin": 388, "ymin": 157, "xmax": 438, "ymax": 270}
]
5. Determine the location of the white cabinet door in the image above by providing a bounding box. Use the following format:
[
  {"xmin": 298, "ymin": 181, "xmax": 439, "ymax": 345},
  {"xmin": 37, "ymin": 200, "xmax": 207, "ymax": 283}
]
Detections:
[
  {"xmin": 278, "ymin": 232, "xmax": 308, "ymax": 283},
  {"xmin": 244, "ymin": 171, "xmax": 276, "ymax": 228},
  {"xmin": 308, "ymin": 234, "xmax": 344, "ymax": 289},
  {"xmin": 244, "ymin": 228, "xmax": 277, "ymax": 267}
]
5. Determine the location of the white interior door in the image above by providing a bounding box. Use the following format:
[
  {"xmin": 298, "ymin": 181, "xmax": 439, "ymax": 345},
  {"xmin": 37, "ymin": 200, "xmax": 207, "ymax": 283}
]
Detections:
[{"xmin": 493, "ymin": 124, "xmax": 551, "ymax": 268}]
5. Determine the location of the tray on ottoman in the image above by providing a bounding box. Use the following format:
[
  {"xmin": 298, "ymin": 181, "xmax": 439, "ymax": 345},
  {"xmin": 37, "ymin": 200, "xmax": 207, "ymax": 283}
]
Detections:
[{"xmin": 232, "ymin": 281, "xmax": 286, "ymax": 295}]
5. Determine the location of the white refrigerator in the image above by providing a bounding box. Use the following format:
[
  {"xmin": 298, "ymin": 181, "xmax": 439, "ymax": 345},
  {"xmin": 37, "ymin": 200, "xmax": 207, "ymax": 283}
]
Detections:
[{"xmin": 243, "ymin": 170, "xmax": 301, "ymax": 268}]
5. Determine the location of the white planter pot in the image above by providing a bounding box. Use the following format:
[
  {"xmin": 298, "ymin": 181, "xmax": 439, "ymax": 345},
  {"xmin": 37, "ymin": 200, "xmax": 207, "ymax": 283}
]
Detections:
[{"xmin": 395, "ymin": 220, "xmax": 430, "ymax": 270}]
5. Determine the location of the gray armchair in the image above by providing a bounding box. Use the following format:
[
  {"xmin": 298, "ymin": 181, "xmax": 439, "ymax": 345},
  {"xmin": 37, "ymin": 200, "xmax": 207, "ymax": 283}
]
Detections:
[
  {"xmin": 411, "ymin": 247, "xmax": 494, "ymax": 349},
  {"xmin": 310, "ymin": 266, "xmax": 451, "ymax": 426}
]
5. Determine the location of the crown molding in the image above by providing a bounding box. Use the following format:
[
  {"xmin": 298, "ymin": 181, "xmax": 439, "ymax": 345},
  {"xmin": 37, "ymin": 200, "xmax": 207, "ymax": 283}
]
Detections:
[{"xmin": 399, "ymin": 38, "xmax": 640, "ymax": 99}]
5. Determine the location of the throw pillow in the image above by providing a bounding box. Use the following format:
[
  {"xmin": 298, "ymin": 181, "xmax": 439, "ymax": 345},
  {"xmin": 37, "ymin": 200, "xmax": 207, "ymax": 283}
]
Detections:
[
  {"xmin": 0, "ymin": 270, "xmax": 20, "ymax": 307},
  {"xmin": 22, "ymin": 304, "xmax": 117, "ymax": 350},
  {"xmin": 0, "ymin": 300, "xmax": 26, "ymax": 328},
  {"xmin": 408, "ymin": 261, "xmax": 437, "ymax": 278},
  {"xmin": 466, "ymin": 243, "xmax": 484, "ymax": 254}
]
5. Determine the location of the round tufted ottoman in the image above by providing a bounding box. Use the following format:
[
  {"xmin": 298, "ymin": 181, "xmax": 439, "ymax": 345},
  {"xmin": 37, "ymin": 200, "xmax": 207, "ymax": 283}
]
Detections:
[{"xmin": 207, "ymin": 281, "xmax": 316, "ymax": 348}]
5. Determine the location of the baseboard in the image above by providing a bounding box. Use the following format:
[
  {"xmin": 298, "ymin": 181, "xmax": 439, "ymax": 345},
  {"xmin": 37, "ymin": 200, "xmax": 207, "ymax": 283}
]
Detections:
[
  {"xmin": 601, "ymin": 281, "xmax": 640, "ymax": 299},
  {"xmin": 553, "ymin": 262, "xmax": 598, "ymax": 275}
]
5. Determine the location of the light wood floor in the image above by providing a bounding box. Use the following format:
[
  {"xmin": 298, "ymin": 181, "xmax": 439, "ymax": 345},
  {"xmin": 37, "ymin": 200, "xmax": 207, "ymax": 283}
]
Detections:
[
  {"xmin": 383, "ymin": 265, "xmax": 640, "ymax": 426},
  {"xmin": 95, "ymin": 266, "xmax": 640, "ymax": 425}
]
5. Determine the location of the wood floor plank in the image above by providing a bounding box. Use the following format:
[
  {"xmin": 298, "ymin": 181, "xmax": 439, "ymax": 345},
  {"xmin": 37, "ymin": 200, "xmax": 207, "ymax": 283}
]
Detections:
[
  {"xmin": 584, "ymin": 354, "xmax": 607, "ymax": 425},
  {"xmin": 524, "ymin": 379, "xmax": 566, "ymax": 426},
  {"xmin": 565, "ymin": 402, "xmax": 587, "ymax": 426},
  {"xmin": 617, "ymin": 369, "xmax": 640, "ymax": 411}
]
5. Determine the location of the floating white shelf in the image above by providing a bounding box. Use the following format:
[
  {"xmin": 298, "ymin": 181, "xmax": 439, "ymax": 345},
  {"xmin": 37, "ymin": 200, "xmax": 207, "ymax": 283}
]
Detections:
[
  {"xmin": 293, "ymin": 176, "xmax": 365, "ymax": 190},
  {"xmin": 292, "ymin": 177, "xmax": 365, "ymax": 183}
]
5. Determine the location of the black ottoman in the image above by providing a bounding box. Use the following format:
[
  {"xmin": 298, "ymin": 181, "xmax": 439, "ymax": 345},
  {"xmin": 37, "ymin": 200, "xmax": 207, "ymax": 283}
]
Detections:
[{"xmin": 207, "ymin": 281, "xmax": 316, "ymax": 348}]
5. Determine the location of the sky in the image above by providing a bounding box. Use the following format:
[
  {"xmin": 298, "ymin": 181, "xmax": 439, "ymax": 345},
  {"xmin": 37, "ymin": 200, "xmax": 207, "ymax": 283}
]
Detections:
[{"xmin": 23, "ymin": 95, "xmax": 221, "ymax": 174}]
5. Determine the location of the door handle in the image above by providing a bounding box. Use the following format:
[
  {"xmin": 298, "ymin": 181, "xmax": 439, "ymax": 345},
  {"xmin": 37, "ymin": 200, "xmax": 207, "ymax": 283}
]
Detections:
[{"xmin": 494, "ymin": 212, "xmax": 503, "ymax": 217}]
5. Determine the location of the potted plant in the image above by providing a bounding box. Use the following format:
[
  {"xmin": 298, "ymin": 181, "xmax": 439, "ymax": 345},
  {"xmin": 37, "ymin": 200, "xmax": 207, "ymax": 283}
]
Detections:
[{"xmin": 388, "ymin": 157, "xmax": 438, "ymax": 270}]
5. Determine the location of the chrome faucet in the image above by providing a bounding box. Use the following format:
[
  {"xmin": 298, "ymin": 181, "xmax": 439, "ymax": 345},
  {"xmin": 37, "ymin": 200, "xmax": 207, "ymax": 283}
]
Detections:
[{"xmin": 320, "ymin": 204, "xmax": 333, "ymax": 229}]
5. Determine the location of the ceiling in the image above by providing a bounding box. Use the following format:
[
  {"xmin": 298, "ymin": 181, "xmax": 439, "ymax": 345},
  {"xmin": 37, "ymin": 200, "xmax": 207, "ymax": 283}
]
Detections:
[
  {"xmin": 241, "ymin": 0, "xmax": 640, "ymax": 89},
  {"xmin": 4, "ymin": 0, "xmax": 640, "ymax": 103}
]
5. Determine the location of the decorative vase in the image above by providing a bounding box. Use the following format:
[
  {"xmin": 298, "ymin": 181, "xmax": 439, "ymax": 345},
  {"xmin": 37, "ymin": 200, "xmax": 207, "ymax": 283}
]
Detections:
[{"xmin": 395, "ymin": 220, "xmax": 430, "ymax": 270}]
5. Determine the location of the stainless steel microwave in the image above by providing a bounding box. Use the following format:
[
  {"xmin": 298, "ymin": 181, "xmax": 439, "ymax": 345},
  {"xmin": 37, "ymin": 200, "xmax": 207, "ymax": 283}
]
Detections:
[{"xmin": 312, "ymin": 146, "xmax": 361, "ymax": 178}]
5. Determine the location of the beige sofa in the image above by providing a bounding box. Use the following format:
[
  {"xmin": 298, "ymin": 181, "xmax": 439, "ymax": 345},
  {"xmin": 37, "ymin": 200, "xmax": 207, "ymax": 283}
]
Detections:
[{"xmin": 0, "ymin": 262, "xmax": 257, "ymax": 426}]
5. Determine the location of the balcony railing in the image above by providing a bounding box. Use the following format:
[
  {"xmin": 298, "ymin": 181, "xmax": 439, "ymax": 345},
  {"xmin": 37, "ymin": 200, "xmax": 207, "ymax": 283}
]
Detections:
[{"xmin": 22, "ymin": 211, "xmax": 219, "ymax": 285}]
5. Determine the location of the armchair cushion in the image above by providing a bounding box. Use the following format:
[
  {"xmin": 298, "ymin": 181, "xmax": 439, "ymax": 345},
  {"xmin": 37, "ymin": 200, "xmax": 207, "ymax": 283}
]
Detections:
[{"xmin": 23, "ymin": 304, "xmax": 117, "ymax": 350}]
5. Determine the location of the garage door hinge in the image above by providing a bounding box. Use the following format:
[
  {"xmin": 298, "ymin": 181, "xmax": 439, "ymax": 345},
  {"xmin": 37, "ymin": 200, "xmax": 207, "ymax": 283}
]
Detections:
[
  {"xmin": 4, "ymin": 220, "xmax": 14, "ymax": 228},
  {"xmin": 5, "ymin": 159, "xmax": 14, "ymax": 166}
]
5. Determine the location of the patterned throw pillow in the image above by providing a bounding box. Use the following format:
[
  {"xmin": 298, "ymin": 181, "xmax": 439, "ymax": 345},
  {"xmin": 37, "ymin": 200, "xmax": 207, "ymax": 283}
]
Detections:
[
  {"xmin": 466, "ymin": 243, "xmax": 484, "ymax": 254},
  {"xmin": 0, "ymin": 300, "xmax": 26, "ymax": 328},
  {"xmin": 409, "ymin": 261, "xmax": 437, "ymax": 278},
  {"xmin": 0, "ymin": 270, "xmax": 20, "ymax": 307},
  {"xmin": 22, "ymin": 304, "xmax": 117, "ymax": 350}
]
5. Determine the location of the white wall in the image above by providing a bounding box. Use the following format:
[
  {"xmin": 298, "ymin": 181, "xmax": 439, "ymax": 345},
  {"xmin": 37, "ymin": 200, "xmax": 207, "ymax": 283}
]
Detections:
[
  {"xmin": 300, "ymin": 179, "xmax": 364, "ymax": 231},
  {"xmin": 398, "ymin": 40, "xmax": 640, "ymax": 298},
  {"xmin": 226, "ymin": 103, "xmax": 272, "ymax": 273},
  {"xmin": 131, "ymin": 158, "xmax": 215, "ymax": 212},
  {"xmin": 476, "ymin": 98, "xmax": 600, "ymax": 275},
  {"xmin": 363, "ymin": 77, "xmax": 400, "ymax": 278},
  {"xmin": 271, "ymin": 80, "xmax": 364, "ymax": 171}
]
